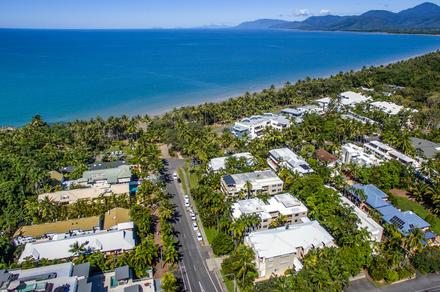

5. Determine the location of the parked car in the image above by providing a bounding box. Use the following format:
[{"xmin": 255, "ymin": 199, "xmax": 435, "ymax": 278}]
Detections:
[
  {"xmin": 185, "ymin": 201, "xmax": 190, "ymax": 207},
  {"xmin": 184, "ymin": 195, "xmax": 189, "ymax": 200},
  {"xmin": 193, "ymin": 222, "xmax": 198, "ymax": 230},
  {"xmin": 173, "ymin": 173, "xmax": 178, "ymax": 180},
  {"xmin": 197, "ymin": 232, "xmax": 203, "ymax": 241},
  {"xmin": 191, "ymin": 214, "xmax": 196, "ymax": 221}
]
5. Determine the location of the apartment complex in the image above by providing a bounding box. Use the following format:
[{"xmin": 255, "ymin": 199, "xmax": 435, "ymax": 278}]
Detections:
[
  {"xmin": 208, "ymin": 152, "xmax": 255, "ymax": 172},
  {"xmin": 341, "ymin": 143, "xmax": 383, "ymax": 167},
  {"xmin": 76, "ymin": 165, "xmax": 132, "ymax": 186},
  {"xmin": 268, "ymin": 148, "xmax": 313, "ymax": 175},
  {"xmin": 230, "ymin": 113, "xmax": 290, "ymax": 140},
  {"xmin": 245, "ymin": 221, "xmax": 335, "ymax": 278},
  {"xmin": 338, "ymin": 91, "xmax": 372, "ymax": 108},
  {"xmin": 232, "ymin": 193, "xmax": 308, "ymax": 229},
  {"xmin": 364, "ymin": 140, "xmax": 419, "ymax": 168},
  {"xmin": 221, "ymin": 170, "xmax": 283, "ymax": 197}
]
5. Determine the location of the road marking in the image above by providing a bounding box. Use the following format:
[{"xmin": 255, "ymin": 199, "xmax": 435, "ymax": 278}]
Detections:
[
  {"xmin": 199, "ymin": 281, "xmax": 206, "ymax": 292},
  {"xmin": 180, "ymin": 262, "xmax": 193, "ymax": 292},
  {"xmin": 415, "ymin": 284, "xmax": 440, "ymax": 292}
]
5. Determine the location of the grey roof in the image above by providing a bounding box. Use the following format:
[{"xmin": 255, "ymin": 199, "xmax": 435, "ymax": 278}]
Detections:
[
  {"xmin": 411, "ymin": 137, "xmax": 440, "ymax": 159},
  {"xmin": 81, "ymin": 165, "xmax": 132, "ymax": 184},
  {"xmin": 124, "ymin": 284, "xmax": 141, "ymax": 292},
  {"xmin": 115, "ymin": 265, "xmax": 130, "ymax": 281},
  {"xmin": 88, "ymin": 160, "xmax": 128, "ymax": 171},
  {"xmin": 0, "ymin": 270, "xmax": 11, "ymax": 288},
  {"xmin": 77, "ymin": 278, "xmax": 92, "ymax": 292},
  {"xmin": 72, "ymin": 263, "xmax": 90, "ymax": 278}
]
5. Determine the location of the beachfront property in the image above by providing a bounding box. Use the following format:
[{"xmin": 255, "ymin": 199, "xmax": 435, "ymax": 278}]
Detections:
[
  {"xmin": 75, "ymin": 164, "xmax": 132, "ymax": 186},
  {"xmin": 208, "ymin": 152, "xmax": 255, "ymax": 172},
  {"xmin": 245, "ymin": 221, "xmax": 335, "ymax": 278},
  {"xmin": 0, "ymin": 262, "xmax": 91, "ymax": 292},
  {"xmin": 221, "ymin": 170, "xmax": 283, "ymax": 197},
  {"xmin": 268, "ymin": 148, "xmax": 313, "ymax": 175},
  {"xmin": 281, "ymin": 105, "xmax": 324, "ymax": 124},
  {"xmin": 230, "ymin": 113, "xmax": 290, "ymax": 140},
  {"xmin": 364, "ymin": 140, "xmax": 420, "ymax": 168},
  {"xmin": 19, "ymin": 229, "xmax": 136, "ymax": 263},
  {"xmin": 14, "ymin": 208, "xmax": 131, "ymax": 245},
  {"xmin": 338, "ymin": 91, "xmax": 372, "ymax": 108},
  {"xmin": 370, "ymin": 101, "xmax": 405, "ymax": 115},
  {"xmin": 410, "ymin": 137, "xmax": 440, "ymax": 159},
  {"xmin": 232, "ymin": 193, "xmax": 308, "ymax": 229},
  {"xmin": 348, "ymin": 184, "xmax": 432, "ymax": 237},
  {"xmin": 339, "ymin": 196, "xmax": 383, "ymax": 242},
  {"xmin": 38, "ymin": 183, "xmax": 129, "ymax": 204},
  {"xmin": 341, "ymin": 143, "xmax": 383, "ymax": 167}
]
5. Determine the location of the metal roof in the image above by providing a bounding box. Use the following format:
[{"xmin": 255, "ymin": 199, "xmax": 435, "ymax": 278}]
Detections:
[
  {"xmin": 115, "ymin": 265, "xmax": 130, "ymax": 281},
  {"xmin": 349, "ymin": 184, "xmax": 390, "ymax": 209}
]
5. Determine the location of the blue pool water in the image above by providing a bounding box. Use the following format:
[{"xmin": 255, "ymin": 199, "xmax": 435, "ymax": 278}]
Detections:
[{"xmin": 0, "ymin": 29, "xmax": 439, "ymax": 126}]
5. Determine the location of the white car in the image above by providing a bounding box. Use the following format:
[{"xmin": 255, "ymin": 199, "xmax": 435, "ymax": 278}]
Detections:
[
  {"xmin": 197, "ymin": 232, "xmax": 203, "ymax": 241},
  {"xmin": 184, "ymin": 201, "xmax": 190, "ymax": 207},
  {"xmin": 173, "ymin": 173, "xmax": 178, "ymax": 180},
  {"xmin": 193, "ymin": 223, "xmax": 198, "ymax": 230},
  {"xmin": 191, "ymin": 214, "xmax": 196, "ymax": 221},
  {"xmin": 184, "ymin": 195, "xmax": 189, "ymax": 200}
]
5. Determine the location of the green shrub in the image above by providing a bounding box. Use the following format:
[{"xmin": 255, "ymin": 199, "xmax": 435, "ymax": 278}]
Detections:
[
  {"xmin": 212, "ymin": 232, "xmax": 234, "ymax": 256},
  {"xmin": 412, "ymin": 247, "xmax": 440, "ymax": 273}
]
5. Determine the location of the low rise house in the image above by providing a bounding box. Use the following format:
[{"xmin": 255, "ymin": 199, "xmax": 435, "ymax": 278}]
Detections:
[
  {"xmin": 341, "ymin": 143, "xmax": 383, "ymax": 167},
  {"xmin": 232, "ymin": 193, "xmax": 308, "ymax": 229},
  {"xmin": 315, "ymin": 97, "xmax": 332, "ymax": 111},
  {"xmin": 339, "ymin": 196, "xmax": 383, "ymax": 242},
  {"xmin": 268, "ymin": 148, "xmax": 313, "ymax": 175},
  {"xmin": 370, "ymin": 101, "xmax": 405, "ymax": 115},
  {"xmin": 341, "ymin": 112, "xmax": 377, "ymax": 125},
  {"xmin": 245, "ymin": 221, "xmax": 335, "ymax": 278},
  {"xmin": 410, "ymin": 137, "xmax": 440, "ymax": 159},
  {"xmin": 19, "ymin": 229, "xmax": 135, "ymax": 262},
  {"xmin": 377, "ymin": 205, "xmax": 430, "ymax": 236},
  {"xmin": 38, "ymin": 183, "xmax": 129, "ymax": 204},
  {"xmin": 364, "ymin": 140, "xmax": 419, "ymax": 168},
  {"xmin": 230, "ymin": 113, "xmax": 290, "ymax": 140},
  {"xmin": 281, "ymin": 105, "xmax": 324, "ymax": 123},
  {"xmin": 208, "ymin": 152, "xmax": 255, "ymax": 172},
  {"xmin": 0, "ymin": 262, "xmax": 91, "ymax": 292},
  {"xmin": 76, "ymin": 165, "xmax": 132, "ymax": 186},
  {"xmin": 348, "ymin": 184, "xmax": 391, "ymax": 210},
  {"xmin": 221, "ymin": 170, "xmax": 283, "ymax": 197},
  {"xmin": 315, "ymin": 148, "xmax": 338, "ymax": 168},
  {"xmin": 105, "ymin": 265, "xmax": 155, "ymax": 292},
  {"xmin": 338, "ymin": 91, "xmax": 372, "ymax": 108}
]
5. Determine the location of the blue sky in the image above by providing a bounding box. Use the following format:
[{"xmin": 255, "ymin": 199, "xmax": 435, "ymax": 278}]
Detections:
[{"xmin": 0, "ymin": 0, "xmax": 438, "ymax": 28}]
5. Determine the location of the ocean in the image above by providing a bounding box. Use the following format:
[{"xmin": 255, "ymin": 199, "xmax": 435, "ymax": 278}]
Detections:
[{"xmin": 1, "ymin": 29, "xmax": 440, "ymax": 126}]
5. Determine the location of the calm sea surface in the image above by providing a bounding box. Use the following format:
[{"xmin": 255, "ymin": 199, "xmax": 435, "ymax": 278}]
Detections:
[{"xmin": 1, "ymin": 29, "xmax": 440, "ymax": 126}]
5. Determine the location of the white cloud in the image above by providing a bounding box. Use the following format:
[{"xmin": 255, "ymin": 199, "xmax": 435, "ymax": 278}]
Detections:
[
  {"xmin": 319, "ymin": 9, "xmax": 331, "ymax": 15},
  {"xmin": 295, "ymin": 9, "xmax": 310, "ymax": 17}
]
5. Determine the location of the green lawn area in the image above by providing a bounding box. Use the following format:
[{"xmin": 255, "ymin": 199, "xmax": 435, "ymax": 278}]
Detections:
[
  {"xmin": 188, "ymin": 171, "xmax": 199, "ymax": 190},
  {"xmin": 390, "ymin": 195, "xmax": 440, "ymax": 234},
  {"xmin": 176, "ymin": 168, "xmax": 189, "ymax": 194},
  {"xmin": 204, "ymin": 226, "xmax": 218, "ymax": 244},
  {"xmin": 221, "ymin": 269, "xmax": 236, "ymax": 292}
]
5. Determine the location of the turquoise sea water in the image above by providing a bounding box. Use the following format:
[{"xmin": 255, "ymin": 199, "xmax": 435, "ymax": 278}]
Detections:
[{"xmin": 1, "ymin": 29, "xmax": 440, "ymax": 126}]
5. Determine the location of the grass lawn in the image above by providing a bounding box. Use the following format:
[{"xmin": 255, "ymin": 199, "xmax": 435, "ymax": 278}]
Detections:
[
  {"xmin": 390, "ymin": 195, "xmax": 440, "ymax": 234},
  {"xmin": 188, "ymin": 171, "xmax": 199, "ymax": 190},
  {"xmin": 204, "ymin": 227, "xmax": 219, "ymax": 244},
  {"xmin": 176, "ymin": 168, "xmax": 189, "ymax": 194},
  {"xmin": 221, "ymin": 269, "xmax": 236, "ymax": 292}
]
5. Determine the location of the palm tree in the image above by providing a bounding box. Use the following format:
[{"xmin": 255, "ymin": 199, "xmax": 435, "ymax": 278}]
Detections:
[
  {"xmin": 403, "ymin": 229, "xmax": 424, "ymax": 256},
  {"xmin": 234, "ymin": 244, "xmax": 258, "ymax": 288},
  {"xmin": 131, "ymin": 237, "xmax": 159, "ymax": 276},
  {"xmin": 69, "ymin": 241, "xmax": 87, "ymax": 257},
  {"xmin": 162, "ymin": 242, "xmax": 179, "ymax": 268},
  {"xmin": 161, "ymin": 272, "xmax": 178, "ymax": 292}
]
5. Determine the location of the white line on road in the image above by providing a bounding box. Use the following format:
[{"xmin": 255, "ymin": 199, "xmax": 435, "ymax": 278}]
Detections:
[
  {"xmin": 179, "ymin": 262, "xmax": 193, "ymax": 292},
  {"xmin": 199, "ymin": 281, "xmax": 206, "ymax": 292}
]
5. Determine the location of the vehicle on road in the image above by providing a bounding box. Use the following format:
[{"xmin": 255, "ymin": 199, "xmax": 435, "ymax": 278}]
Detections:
[
  {"xmin": 173, "ymin": 172, "xmax": 178, "ymax": 180},
  {"xmin": 193, "ymin": 222, "xmax": 198, "ymax": 230},
  {"xmin": 197, "ymin": 232, "xmax": 203, "ymax": 241}
]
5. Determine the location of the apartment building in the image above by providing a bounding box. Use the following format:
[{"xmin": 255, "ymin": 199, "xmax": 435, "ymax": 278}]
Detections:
[
  {"xmin": 364, "ymin": 140, "xmax": 419, "ymax": 168},
  {"xmin": 221, "ymin": 170, "xmax": 283, "ymax": 197},
  {"xmin": 208, "ymin": 152, "xmax": 255, "ymax": 172},
  {"xmin": 268, "ymin": 148, "xmax": 314, "ymax": 175},
  {"xmin": 338, "ymin": 91, "xmax": 372, "ymax": 108},
  {"xmin": 230, "ymin": 113, "xmax": 290, "ymax": 140},
  {"xmin": 341, "ymin": 143, "xmax": 383, "ymax": 167}
]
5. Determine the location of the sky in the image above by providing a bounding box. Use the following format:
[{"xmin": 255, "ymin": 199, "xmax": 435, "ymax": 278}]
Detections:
[{"xmin": 0, "ymin": 0, "xmax": 439, "ymax": 29}]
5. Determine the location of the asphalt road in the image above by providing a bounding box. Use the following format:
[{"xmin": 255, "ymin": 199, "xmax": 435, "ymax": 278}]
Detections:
[
  {"xmin": 165, "ymin": 158, "xmax": 223, "ymax": 292},
  {"xmin": 346, "ymin": 273, "xmax": 440, "ymax": 292}
]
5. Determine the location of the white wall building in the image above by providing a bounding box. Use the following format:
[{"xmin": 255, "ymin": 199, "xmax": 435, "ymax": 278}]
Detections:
[
  {"xmin": 208, "ymin": 152, "xmax": 255, "ymax": 172},
  {"xmin": 339, "ymin": 91, "xmax": 372, "ymax": 108},
  {"xmin": 19, "ymin": 230, "xmax": 135, "ymax": 263},
  {"xmin": 370, "ymin": 101, "xmax": 404, "ymax": 115},
  {"xmin": 232, "ymin": 193, "xmax": 308, "ymax": 229},
  {"xmin": 231, "ymin": 113, "xmax": 290, "ymax": 140},
  {"xmin": 315, "ymin": 97, "xmax": 332, "ymax": 111},
  {"xmin": 364, "ymin": 140, "xmax": 420, "ymax": 168},
  {"xmin": 268, "ymin": 148, "xmax": 314, "ymax": 175},
  {"xmin": 341, "ymin": 143, "xmax": 383, "ymax": 167},
  {"xmin": 245, "ymin": 221, "xmax": 335, "ymax": 278},
  {"xmin": 221, "ymin": 170, "xmax": 283, "ymax": 197}
]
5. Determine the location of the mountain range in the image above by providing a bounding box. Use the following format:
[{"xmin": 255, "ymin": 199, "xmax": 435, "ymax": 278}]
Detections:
[{"xmin": 236, "ymin": 2, "xmax": 440, "ymax": 34}]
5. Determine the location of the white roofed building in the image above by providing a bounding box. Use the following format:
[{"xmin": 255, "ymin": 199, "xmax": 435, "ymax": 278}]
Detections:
[
  {"xmin": 208, "ymin": 152, "xmax": 255, "ymax": 172},
  {"xmin": 231, "ymin": 113, "xmax": 290, "ymax": 140},
  {"xmin": 19, "ymin": 230, "xmax": 135, "ymax": 263},
  {"xmin": 232, "ymin": 193, "xmax": 308, "ymax": 229},
  {"xmin": 221, "ymin": 170, "xmax": 283, "ymax": 197},
  {"xmin": 341, "ymin": 143, "xmax": 383, "ymax": 167},
  {"xmin": 338, "ymin": 91, "xmax": 372, "ymax": 108},
  {"xmin": 364, "ymin": 140, "xmax": 420, "ymax": 168},
  {"xmin": 268, "ymin": 148, "xmax": 314, "ymax": 175},
  {"xmin": 245, "ymin": 221, "xmax": 335, "ymax": 278},
  {"xmin": 370, "ymin": 101, "xmax": 404, "ymax": 115}
]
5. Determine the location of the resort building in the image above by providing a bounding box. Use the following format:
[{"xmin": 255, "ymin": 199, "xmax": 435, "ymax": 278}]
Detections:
[
  {"xmin": 315, "ymin": 97, "xmax": 332, "ymax": 111},
  {"xmin": 0, "ymin": 262, "xmax": 91, "ymax": 292},
  {"xmin": 88, "ymin": 160, "xmax": 129, "ymax": 171},
  {"xmin": 341, "ymin": 143, "xmax": 383, "ymax": 167},
  {"xmin": 19, "ymin": 229, "xmax": 136, "ymax": 263},
  {"xmin": 75, "ymin": 165, "xmax": 132, "ymax": 186},
  {"xmin": 410, "ymin": 137, "xmax": 440, "ymax": 159},
  {"xmin": 245, "ymin": 221, "xmax": 335, "ymax": 278},
  {"xmin": 38, "ymin": 183, "xmax": 129, "ymax": 204},
  {"xmin": 230, "ymin": 113, "xmax": 290, "ymax": 140},
  {"xmin": 341, "ymin": 112, "xmax": 377, "ymax": 125},
  {"xmin": 281, "ymin": 104, "xmax": 324, "ymax": 123},
  {"xmin": 268, "ymin": 148, "xmax": 314, "ymax": 175},
  {"xmin": 221, "ymin": 170, "xmax": 283, "ymax": 197},
  {"xmin": 339, "ymin": 196, "xmax": 383, "ymax": 242},
  {"xmin": 370, "ymin": 101, "xmax": 404, "ymax": 115},
  {"xmin": 232, "ymin": 193, "xmax": 308, "ymax": 229},
  {"xmin": 208, "ymin": 152, "xmax": 255, "ymax": 172},
  {"xmin": 105, "ymin": 265, "xmax": 155, "ymax": 292},
  {"xmin": 364, "ymin": 140, "xmax": 420, "ymax": 168},
  {"xmin": 338, "ymin": 91, "xmax": 372, "ymax": 108}
]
